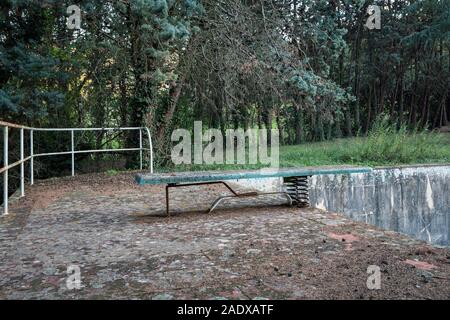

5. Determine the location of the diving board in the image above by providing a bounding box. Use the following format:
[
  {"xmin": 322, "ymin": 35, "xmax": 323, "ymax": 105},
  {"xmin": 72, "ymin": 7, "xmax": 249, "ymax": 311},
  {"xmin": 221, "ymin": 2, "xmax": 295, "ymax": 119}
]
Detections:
[{"xmin": 136, "ymin": 166, "xmax": 372, "ymax": 216}]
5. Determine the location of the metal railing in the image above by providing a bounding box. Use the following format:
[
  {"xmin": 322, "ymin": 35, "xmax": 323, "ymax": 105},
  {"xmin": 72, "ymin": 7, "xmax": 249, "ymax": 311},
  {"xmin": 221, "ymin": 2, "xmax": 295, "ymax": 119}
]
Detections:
[{"xmin": 0, "ymin": 121, "xmax": 154, "ymax": 215}]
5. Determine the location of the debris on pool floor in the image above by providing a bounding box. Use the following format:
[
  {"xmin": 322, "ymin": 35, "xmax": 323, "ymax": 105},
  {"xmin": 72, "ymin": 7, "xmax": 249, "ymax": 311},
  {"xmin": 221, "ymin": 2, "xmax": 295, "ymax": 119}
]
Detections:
[{"xmin": 0, "ymin": 173, "xmax": 449, "ymax": 300}]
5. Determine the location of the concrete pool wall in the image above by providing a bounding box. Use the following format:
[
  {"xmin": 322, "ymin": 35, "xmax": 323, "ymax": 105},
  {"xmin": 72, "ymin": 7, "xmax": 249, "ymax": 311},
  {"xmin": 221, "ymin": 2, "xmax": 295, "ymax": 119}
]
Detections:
[{"xmin": 233, "ymin": 165, "xmax": 450, "ymax": 247}]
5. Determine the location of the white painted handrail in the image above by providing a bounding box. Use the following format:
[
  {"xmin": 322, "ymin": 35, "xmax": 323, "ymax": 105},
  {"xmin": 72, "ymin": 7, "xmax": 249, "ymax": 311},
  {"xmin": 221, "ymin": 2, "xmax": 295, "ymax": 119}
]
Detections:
[{"xmin": 0, "ymin": 121, "xmax": 154, "ymax": 215}]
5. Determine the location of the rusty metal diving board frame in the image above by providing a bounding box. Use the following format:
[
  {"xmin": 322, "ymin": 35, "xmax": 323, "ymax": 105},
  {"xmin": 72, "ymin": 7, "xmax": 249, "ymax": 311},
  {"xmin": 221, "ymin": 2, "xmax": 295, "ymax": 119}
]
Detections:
[{"xmin": 135, "ymin": 167, "xmax": 373, "ymax": 216}]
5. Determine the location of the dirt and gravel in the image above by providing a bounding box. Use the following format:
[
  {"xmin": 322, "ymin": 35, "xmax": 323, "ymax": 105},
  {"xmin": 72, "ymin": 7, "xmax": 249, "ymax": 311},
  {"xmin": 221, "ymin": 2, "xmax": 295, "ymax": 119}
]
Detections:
[{"xmin": 0, "ymin": 172, "xmax": 449, "ymax": 300}]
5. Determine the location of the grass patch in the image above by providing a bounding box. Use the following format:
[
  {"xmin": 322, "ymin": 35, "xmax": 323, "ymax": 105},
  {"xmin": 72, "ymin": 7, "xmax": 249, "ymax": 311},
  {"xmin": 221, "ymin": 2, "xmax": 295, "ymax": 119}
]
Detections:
[
  {"xmin": 281, "ymin": 118, "xmax": 449, "ymax": 167},
  {"xmin": 106, "ymin": 169, "xmax": 120, "ymax": 176},
  {"xmin": 280, "ymin": 133, "xmax": 449, "ymax": 167}
]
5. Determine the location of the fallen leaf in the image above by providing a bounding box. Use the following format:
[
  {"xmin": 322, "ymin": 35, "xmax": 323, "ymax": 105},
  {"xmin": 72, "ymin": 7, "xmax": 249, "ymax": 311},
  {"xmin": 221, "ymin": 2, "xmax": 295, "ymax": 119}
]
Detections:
[{"xmin": 404, "ymin": 259, "xmax": 437, "ymax": 271}]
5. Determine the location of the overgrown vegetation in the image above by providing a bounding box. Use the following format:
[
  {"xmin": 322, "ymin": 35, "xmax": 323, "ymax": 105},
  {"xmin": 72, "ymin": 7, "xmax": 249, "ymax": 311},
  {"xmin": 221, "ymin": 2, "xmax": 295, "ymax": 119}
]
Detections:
[
  {"xmin": 280, "ymin": 133, "xmax": 449, "ymax": 168},
  {"xmin": 351, "ymin": 117, "xmax": 448, "ymax": 165}
]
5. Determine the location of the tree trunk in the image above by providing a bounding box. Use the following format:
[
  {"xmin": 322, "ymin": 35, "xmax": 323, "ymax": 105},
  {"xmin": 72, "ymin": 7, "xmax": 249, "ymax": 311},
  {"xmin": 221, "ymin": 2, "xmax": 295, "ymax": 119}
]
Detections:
[
  {"xmin": 294, "ymin": 101, "xmax": 303, "ymax": 144},
  {"xmin": 156, "ymin": 75, "xmax": 186, "ymax": 144}
]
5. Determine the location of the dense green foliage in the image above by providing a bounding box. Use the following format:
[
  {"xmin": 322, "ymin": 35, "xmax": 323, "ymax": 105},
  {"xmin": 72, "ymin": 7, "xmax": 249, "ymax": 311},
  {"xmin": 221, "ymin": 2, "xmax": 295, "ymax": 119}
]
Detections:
[{"xmin": 1, "ymin": 0, "xmax": 449, "ymax": 176}]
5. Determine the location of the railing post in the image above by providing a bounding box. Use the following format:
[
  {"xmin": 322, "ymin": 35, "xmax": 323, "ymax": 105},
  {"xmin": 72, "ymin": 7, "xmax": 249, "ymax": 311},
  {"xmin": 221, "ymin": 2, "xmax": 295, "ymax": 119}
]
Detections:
[
  {"xmin": 30, "ymin": 130, "xmax": 34, "ymax": 185},
  {"xmin": 20, "ymin": 128, "xmax": 25, "ymax": 197},
  {"xmin": 71, "ymin": 130, "xmax": 75, "ymax": 176},
  {"xmin": 144, "ymin": 127, "xmax": 154, "ymax": 174},
  {"xmin": 139, "ymin": 129, "xmax": 143, "ymax": 171},
  {"xmin": 3, "ymin": 126, "xmax": 8, "ymax": 215}
]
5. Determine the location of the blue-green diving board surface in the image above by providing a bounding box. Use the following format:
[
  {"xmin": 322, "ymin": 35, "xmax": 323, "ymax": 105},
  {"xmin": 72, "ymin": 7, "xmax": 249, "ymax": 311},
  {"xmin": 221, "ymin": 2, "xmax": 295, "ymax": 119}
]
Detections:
[{"xmin": 135, "ymin": 166, "xmax": 373, "ymax": 185}]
